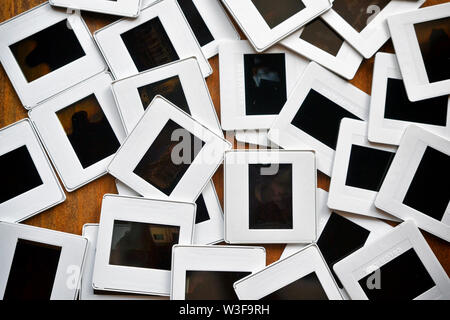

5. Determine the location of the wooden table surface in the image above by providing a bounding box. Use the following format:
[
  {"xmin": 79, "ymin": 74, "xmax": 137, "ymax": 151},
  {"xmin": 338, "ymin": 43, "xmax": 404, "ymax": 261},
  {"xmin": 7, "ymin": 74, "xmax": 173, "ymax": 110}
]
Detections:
[{"xmin": 0, "ymin": 0, "xmax": 448, "ymax": 275}]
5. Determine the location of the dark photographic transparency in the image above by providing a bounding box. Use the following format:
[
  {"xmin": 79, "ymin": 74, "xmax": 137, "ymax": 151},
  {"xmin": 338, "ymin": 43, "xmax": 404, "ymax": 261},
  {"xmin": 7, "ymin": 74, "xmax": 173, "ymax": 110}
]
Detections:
[
  {"xmin": 185, "ymin": 271, "xmax": 250, "ymax": 300},
  {"xmin": 262, "ymin": 272, "xmax": 328, "ymax": 300},
  {"xmin": 345, "ymin": 144, "xmax": 395, "ymax": 192},
  {"xmin": 195, "ymin": 194, "xmax": 210, "ymax": 224},
  {"xmin": 109, "ymin": 220, "xmax": 180, "ymax": 270},
  {"xmin": 0, "ymin": 145, "xmax": 43, "ymax": 204},
  {"xmin": 121, "ymin": 17, "xmax": 180, "ymax": 72},
  {"xmin": 4, "ymin": 239, "xmax": 61, "ymax": 300},
  {"xmin": 244, "ymin": 53, "xmax": 287, "ymax": 115},
  {"xmin": 291, "ymin": 89, "xmax": 362, "ymax": 150},
  {"xmin": 384, "ymin": 78, "xmax": 448, "ymax": 126},
  {"xmin": 300, "ymin": 19, "xmax": 345, "ymax": 56},
  {"xmin": 176, "ymin": 0, "xmax": 214, "ymax": 47},
  {"xmin": 403, "ymin": 146, "xmax": 449, "ymax": 221},
  {"xmin": 358, "ymin": 248, "xmax": 435, "ymax": 300},
  {"xmin": 248, "ymin": 163, "xmax": 293, "ymax": 230},
  {"xmin": 317, "ymin": 213, "xmax": 370, "ymax": 288},
  {"xmin": 251, "ymin": 0, "xmax": 306, "ymax": 29},
  {"xmin": 137, "ymin": 75, "xmax": 190, "ymax": 114},
  {"xmin": 9, "ymin": 19, "xmax": 86, "ymax": 83},
  {"xmin": 56, "ymin": 94, "xmax": 120, "ymax": 169},
  {"xmin": 133, "ymin": 119, "xmax": 204, "ymax": 196},
  {"xmin": 414, "ymin": 17, "xmax": 450, "ymax": 83},
  {"xmin": 332, "ymin": 0, "xmax": 390, "ymax": 33}
]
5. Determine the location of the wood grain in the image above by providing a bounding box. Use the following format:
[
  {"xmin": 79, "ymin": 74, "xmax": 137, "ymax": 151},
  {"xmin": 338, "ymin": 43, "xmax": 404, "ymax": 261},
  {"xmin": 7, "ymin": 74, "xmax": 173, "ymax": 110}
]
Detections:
[{"xmin": 0, "ymin": 0, "xmax": 448, "ymax": 273}]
